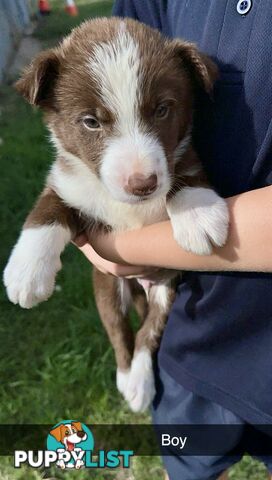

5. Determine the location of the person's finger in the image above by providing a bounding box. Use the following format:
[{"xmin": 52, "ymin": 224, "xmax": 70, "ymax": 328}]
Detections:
[{"xmin": 77, "ymin": 242, "xmax": 103, "ymax": 263}]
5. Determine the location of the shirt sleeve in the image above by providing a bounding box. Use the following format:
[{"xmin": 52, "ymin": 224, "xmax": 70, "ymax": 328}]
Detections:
[{"xmin": 112, "ymin": 0, "xmax": 165, "ymax": 31}]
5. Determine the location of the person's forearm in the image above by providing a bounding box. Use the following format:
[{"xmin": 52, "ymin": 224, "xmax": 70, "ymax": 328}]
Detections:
[{"xmin": 91, "ymin": 186, "xmax": 272, "ymax": 272}]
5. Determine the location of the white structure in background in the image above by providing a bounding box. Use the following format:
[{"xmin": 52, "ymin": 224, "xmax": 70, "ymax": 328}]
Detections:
[{"xmin": 0, "ymin": 0, "xmax": 31, "ymax": 83}]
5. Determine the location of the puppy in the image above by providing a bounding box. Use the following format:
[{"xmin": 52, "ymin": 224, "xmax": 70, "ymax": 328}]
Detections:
[
  {"xmin": 50, "ymin": 422, "xmax": 87, "ymax": 469},
  {"xmin": 3, "ymin": 18, "xmax": 229, "ymax": 412}
]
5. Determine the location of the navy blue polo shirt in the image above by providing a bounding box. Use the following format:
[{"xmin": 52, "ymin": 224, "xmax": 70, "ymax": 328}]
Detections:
[{"xmin": 113, "ymin": 0, "xmax": 272, "ymax": 424}]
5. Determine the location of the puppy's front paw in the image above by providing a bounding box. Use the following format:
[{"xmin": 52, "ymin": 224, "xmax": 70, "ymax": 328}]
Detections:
[
  {"xmin": 4, "ymin": 250, "xmax": 60, "ymax": 309},
  {"xmin": 57, "ymin": 460, "xmax": 66, "ymax": 470},
  {"xmin": 168, "ymin": 187, "xmax": 229, "ymax": 255},
  {"xmin": 3, "ymin": 227, "xmax": 64, "ymax": 308},
  {"xmin": 116, "ymin": 368, "xmax": 131, "ymax": 397},
  {"xmin": 75, "ymin": 459, "xmax": 84, "ymax": 469},
  {"xmin": 125, "ymin": 349, "xmax": 155, "ymax": 413}
]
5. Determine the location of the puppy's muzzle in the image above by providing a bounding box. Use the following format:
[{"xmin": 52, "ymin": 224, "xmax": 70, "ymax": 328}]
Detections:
[{"xmin": 124, "ymin": 173, "xmax": 158, "ymax": 197}]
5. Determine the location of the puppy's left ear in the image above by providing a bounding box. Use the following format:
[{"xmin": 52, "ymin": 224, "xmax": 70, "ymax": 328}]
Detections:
[
  {"xmin": 15, "ymin": 48, "xmax": 61, "ymax": 109},
  {"xmin": 72, "ymin": 421, "xmax": 82, "ymax": 431},
  {"xmin": 170, "ymin": 40, "xmax": 218, "ymax": 95}
]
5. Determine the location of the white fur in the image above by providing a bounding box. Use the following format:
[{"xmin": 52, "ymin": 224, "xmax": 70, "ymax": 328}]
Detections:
[
  {"xmin": 116, "ymin": 368, "xmax": 131, "ymax": 396},
  {"xmin": 49, "ymin": 150, "xmax": 168, "ymax": 232},
  {"xmin": 148, "ymin": 328, "xmax": 158, "ymax": 342},
  {"xmin": 182, "ymin": 164, "xmax": 202, "ymax": 177},
  {"xmin": 125, "ymin": 348, "xmax": 155, "ymax": 412},
  {"xmin": 167, "ymin": 187, "xmax": 229, "ymax": 255},
  {"xmin": 90, "ymin": 28, "xmax": 140, "ymax": 136},
  {"xmin": 57, "ymin": 458, "xmax": 66, "ymax": 470},
  {"xmin": 100, "ymin": 132, "xmax": 170, "ymax": 203},
  {"xmin": 89, "ymin": 29, "xmax": 170, "ymax": 203},
  {"xmin": 3, "ymin": 225, "xmax": 70, "ymax": 308},
  {"xmin": 173, "ymin": 128, "xmax": 192, "ymax": 164},
  {"xmin": 151, "ymin": 284, "xmax": 170, "ymax": 312},
  {"xmin": 66, "ymin": 424, "xmax": 73, "ymax": 435},
  {"xmin": 118, "ymin": 278, "xmax": 132, "ymax": 315}
]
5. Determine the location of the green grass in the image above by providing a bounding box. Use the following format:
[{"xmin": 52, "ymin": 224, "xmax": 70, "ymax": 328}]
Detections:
[
  {"xmin": 34, "ymin": 0, "xmax": 114, "ymax": 46},
  {"xmin": 0, "ymin": 1, "xmax": 269, "ymax": 478}
]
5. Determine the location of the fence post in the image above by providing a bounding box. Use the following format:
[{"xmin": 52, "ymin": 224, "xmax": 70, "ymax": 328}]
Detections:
[{"xmin": 0, "ymin": 0, "xmax": 30, "ymax": 83}]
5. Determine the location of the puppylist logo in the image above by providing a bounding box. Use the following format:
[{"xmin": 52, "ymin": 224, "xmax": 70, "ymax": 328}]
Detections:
[{"xmin": 14, "ymin": 420, "xmax": 134, "ymax": 470}]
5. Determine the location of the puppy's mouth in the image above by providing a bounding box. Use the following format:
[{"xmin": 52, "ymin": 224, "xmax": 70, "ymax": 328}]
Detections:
[
  {"xmin": 125, "ymin": 192, "xmax": 159, "ymax": 204},
  {"xmin": 66, "ymin": 440, "xmax": 75, "ymax": 451}
]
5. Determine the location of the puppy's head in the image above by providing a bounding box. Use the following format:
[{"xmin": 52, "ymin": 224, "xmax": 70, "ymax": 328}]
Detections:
[
  {"xmin": 17, "ymin": 18, "xmax": 217, "ymax": 204},
  {"xmin": 50, "ymin": 422, "xmax": 87, "ymax": 450}
]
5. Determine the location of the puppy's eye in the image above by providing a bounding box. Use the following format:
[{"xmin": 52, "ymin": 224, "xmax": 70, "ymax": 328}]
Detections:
[
  {"xmin": 83, "ymin": 115, "xmax": 101, "ymax": 130},
  {"xmin": 155, "ymin": 103, "xmax": 170, "ymax": 119},
  {"xmin": 72, "ymin": 428, "xmax": 76, "ymax": 433},
  {"xmin": 65, "ymin": 430, "xmax": 69, "ymax": 436}
]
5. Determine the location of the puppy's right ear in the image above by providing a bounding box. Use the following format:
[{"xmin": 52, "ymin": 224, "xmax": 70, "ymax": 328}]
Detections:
[
  {"xmin": 15, "ymin": 49, "xmax": 60, "ymax": 109},
  {"xmin": 169, "ymin": 40, "xmax": 218, "ymax": 96},
  {"xmin": 50, "ymin": 425, "xmax": 63, "ymax": 443}
]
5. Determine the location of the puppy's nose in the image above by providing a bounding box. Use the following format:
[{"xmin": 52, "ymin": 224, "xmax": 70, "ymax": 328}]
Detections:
[
  {"xmin": 77, "ymin": 431, "xmax": 85, "ymax": 438},
  {"xmin": 125, "ymin": 173, "xmax": 158, "ymax": 196}
]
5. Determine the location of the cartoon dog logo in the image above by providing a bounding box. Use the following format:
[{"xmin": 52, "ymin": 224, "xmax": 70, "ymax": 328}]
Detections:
[{"xmin": 50, "ymin": 421, "xmax": 87, "ymax": 469}]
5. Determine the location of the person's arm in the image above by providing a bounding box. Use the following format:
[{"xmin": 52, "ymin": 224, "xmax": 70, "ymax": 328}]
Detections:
[{"xmin": 86, "ymin": 186, "xmax": 272, "ymax": 273}]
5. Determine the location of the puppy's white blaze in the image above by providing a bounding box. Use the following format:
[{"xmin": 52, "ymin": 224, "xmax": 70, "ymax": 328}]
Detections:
[
  {"xmin": 151, "ymin": 284, "xmax": 170, "ymax": 312},
  {"xmin": 49, "ymin": 143, "xmax": 169, "ymax": 231},
  {"xmin": 65, "ymin": 424, "xmax": 73, "ymax": 435},
  {"xmin": 62, "ymin": 424, "xmax": 87, "ymax": 445},
  {"xmin": 3, "ymin": 225, "xmax": 70, "ymax": 308},
  {"xmin": 125, "ymin": 348, "xmax": 155, "ymax": 412},
  {"xmin": 89, "ymin": 31, "xmax": 171, "ymax": 197},
  {"xmin": 101, "ymin": 131, "xmax": 170, "ymax": 202},
  {"xmin": 90, "ymin": 29, "xmax": 141, "ymax": 135},
  {"xmin": 167, "ymin": 187, "xmax": 229, "ymax": 255},
  {"xmin": 118, "ymin": 278, "xmax": 132, "ymax": 315}
]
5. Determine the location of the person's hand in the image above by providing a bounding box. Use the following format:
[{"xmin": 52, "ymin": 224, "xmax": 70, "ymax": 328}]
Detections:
[{"xmin": 73, "ymin": 233, "xmax": 159, "ymax": 279}]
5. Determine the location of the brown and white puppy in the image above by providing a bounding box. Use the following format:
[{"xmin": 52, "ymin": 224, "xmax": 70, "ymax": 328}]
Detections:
[
  {"xmin": 50, "ymin": 422, "xmax": 87, "ymax": 469},
  {"xmin": 3, "ymin": 18, "xmax": 229, "ymax": 412},
  {"xmin": 50, "ymin": 422, "xmax": 87, "ymax": 450}
]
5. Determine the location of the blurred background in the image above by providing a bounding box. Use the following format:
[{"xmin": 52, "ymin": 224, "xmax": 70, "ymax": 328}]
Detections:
[{"xmin": 0, "ymin": 1, "xmax": 268, "ymax": 478}]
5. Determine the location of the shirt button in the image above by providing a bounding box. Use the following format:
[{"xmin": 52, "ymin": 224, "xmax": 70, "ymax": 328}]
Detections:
[{"xmin": 237, "ymin": 0, "xmax": 252, "ymax": 15}]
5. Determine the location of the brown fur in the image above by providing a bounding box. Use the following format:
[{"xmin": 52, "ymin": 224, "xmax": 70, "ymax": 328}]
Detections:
[
  {"xmin": 93, "ymin": 268, "xmax": 135, "ymax": 371},
  {"xmin": 24, "ymin": 187, "xmax": 77, "ymax": 231},
  {"xmin": 93, "ymin": 267, "xmax": 177, "ymax": 371},
  {"xmin": 134, "ymin": 282, "xmax": 176, "ymax": 353},
  {"xmin": 167, "ymin": 147, "xmax": 210, "ymax": 199},
  {"xmin": 16, "ymin": 18, "xmax": 217, "ymax": 180}
]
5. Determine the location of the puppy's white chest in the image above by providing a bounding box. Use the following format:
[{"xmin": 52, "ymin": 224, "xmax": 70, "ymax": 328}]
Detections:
[
  {"xmin": 50, "ymin": 161, "xmax": 168, "ymax": 231},
  {"xmin": 94, "ymin": 194, "xmax": 169, "ymax": 230}
]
